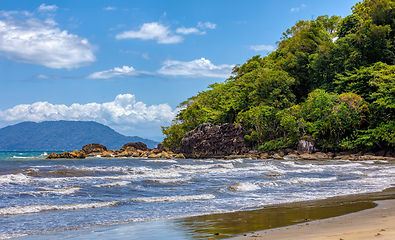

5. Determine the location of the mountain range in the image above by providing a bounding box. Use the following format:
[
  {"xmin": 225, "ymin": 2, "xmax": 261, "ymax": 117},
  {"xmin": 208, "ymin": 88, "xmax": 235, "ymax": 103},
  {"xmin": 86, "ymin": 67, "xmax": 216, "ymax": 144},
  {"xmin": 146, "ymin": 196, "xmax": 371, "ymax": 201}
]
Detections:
[{"xmin": 0, "ymin": 121, "xmax": 159, "ymax": 151}]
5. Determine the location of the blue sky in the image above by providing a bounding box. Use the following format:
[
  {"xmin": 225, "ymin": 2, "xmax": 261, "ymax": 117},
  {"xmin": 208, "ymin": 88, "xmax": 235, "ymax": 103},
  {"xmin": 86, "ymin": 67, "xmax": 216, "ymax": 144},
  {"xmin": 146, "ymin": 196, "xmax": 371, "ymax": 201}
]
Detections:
[{"xmin": 0, "ymin": 0, "xmax": 356, "ymax": 141}]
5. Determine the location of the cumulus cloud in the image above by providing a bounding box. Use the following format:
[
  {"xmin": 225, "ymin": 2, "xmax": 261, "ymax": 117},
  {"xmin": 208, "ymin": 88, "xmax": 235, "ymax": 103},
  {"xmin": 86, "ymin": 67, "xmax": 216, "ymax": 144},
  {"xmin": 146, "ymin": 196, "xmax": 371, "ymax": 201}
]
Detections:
[
  {"xmin": 87, "ymin": 66, "xmax": 140, "ymax": 79},
  {"xmin": 38, "ymin": 4, "xmax": 58, "ymax": 12},
  {"xmin": 197, "ymin": 21, "xmax": 216, "ymax": 29},
  {"xmin": 0, "ymin": 16, "xmax": 96, "ymax": 69},
  {"xmin": 176, "ymin": 26, "xmax": 204, "ymax": 35},
  {"xmin": 0, "ymin": 94, "xmax": 176, "ymax": 126},
  {"xmin": 116, "ymin": 22, "xmax": 183, "ymax": 44},
  {"xmin": 249, "ymin": 44, "xmax": 276, "ymax": 52},
  {"xmin": 157, "ymin": 58, "xmax": 234, "ymax": 78}
]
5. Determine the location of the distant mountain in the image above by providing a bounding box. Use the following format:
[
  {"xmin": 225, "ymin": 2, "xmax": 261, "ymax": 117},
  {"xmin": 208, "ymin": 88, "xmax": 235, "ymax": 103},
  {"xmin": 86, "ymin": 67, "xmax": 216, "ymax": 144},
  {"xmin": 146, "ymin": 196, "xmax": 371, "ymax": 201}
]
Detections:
[{"xmin": 0, "ymin": 121, "xmax": 159, "ymax": 151}]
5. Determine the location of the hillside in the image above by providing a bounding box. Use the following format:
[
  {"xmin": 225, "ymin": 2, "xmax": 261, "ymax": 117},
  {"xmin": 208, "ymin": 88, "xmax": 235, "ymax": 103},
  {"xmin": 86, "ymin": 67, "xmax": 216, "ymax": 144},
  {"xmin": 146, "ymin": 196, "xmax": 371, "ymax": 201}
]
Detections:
[
  {"xmin": 0, "ymin": 121, "xmax": 159, "ymax": 151},
  {"xmin": 163, "ymin": 0, "xmax": 395, "ymax": 153}
]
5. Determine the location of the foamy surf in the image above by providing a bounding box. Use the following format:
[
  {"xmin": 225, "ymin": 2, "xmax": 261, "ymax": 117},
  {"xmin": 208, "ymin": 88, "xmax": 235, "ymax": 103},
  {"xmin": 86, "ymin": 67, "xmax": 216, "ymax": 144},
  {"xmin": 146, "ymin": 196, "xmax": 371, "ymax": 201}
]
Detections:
[
  {"xmin": 1, "ymin": 151, "xmax": 395, "ymax": 239},
  {"xmin": 280, "ymin": 176, "xmax": 338, "ymax": 185},
  {"xmin": 228, "ymin": 182, "xmax": 261, "ymax": 192},
  {"xmin": 144, "ymin": 177, "xmax": 192, "ymax": 184},
  {"xmin": 0, "ymin": 201, "xmax": 119, "ymax": 216},
  {"xmin": 0, "ymin": 173, "xmax": 31, "ymax": 185},
  {"xmin": 132, "ymin": 194, "xmax": 215, "ymax": 203},
  {"xmin": 92, "ymin": 181, "xmax": 130, "ymax": 188},
  {"xmin": 22, "ymin": 186, "xmax": 81, "ymax": 195}
]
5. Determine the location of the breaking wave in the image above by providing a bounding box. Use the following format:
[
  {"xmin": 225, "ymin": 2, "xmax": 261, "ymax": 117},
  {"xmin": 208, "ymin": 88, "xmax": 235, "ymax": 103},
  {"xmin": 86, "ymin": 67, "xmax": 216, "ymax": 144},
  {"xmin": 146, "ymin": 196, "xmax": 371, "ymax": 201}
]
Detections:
[
  {"xmin": 132, "ymin": 194, "xmax": 215, "ymax": 203},
  {"xmin": 0, "ymin": 201, "xmax": 119, "ymax": 216}
]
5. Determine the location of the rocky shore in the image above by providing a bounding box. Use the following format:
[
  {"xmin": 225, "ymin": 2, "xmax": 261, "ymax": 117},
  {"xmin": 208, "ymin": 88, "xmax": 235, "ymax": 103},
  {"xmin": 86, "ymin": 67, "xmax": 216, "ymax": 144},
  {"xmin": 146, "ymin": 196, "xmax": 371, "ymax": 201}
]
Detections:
[
  {"xmin": 47, "ymin": 142, "xmax": 185, "ymax": 159},
  {"xmin": 47, "ymin": 142, "xmax": 395, "ymax": 161},
  {"xmin": 47, "ymin": 123, "xmax": 395, "ymax": 161}
]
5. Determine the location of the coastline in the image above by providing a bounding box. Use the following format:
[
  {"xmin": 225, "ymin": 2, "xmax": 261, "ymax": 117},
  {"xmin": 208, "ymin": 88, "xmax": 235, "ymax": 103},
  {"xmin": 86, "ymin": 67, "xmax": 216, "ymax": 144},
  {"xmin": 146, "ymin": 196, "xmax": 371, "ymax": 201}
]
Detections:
[
  {"xmin": 230, "ymin": 199, "xmax": 395, "ymax": 240},
  {"xmin": 16, "ymin": 188, "xmax": 395, "ymax": 240}
]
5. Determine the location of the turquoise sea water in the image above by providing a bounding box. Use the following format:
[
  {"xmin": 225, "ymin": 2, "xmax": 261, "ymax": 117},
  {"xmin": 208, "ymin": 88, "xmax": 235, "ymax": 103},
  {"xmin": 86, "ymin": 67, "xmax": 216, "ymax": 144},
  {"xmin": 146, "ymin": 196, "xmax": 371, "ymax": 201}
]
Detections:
[{"xmin": 1, "ymin": 151, "xmax": 395, "ymax": 239}]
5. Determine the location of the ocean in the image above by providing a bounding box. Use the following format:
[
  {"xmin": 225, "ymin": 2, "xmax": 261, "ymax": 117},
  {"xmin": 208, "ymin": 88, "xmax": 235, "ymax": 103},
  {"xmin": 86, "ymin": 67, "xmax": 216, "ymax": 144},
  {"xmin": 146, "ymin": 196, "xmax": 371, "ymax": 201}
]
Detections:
[{"xmin": 1, "ymin": 151, "xmax": 395, "ymax": 239}]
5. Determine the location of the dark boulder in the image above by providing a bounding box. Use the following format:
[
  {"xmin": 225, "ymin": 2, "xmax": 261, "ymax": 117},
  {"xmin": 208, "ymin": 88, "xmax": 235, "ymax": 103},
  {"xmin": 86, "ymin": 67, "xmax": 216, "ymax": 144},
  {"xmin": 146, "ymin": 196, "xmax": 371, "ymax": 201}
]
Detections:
[
  {"xmin": 151, "ymin": 143, "xmax": 168, "ymax": 154},
  {"xmin": 297, "ymin": 139, "xmax": 318, "ymax": 154},
  {"xmin": 178, "ymin": 123, "xmax": 249, "ymax": 158},
  {"xmin": 120, "ymin": 142, "xmax": 149, "ymax": 152},
  {"xmin": 82, "ymin": 143, "xmax": 107, "ymax": 155}
]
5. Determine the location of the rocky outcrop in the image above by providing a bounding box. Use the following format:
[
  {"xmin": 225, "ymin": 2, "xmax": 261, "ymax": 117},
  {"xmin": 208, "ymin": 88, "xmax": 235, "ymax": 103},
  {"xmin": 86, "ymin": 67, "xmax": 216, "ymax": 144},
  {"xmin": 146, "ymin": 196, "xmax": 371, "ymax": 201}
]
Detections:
[
  {"xmin": 120, "ymin": 142, "xmax": 148, "ymax": 152},
  {"xmin": 47, "ymin": 142, "xmax": 184, "ymax": 159},
  {"xmin": 82, "ymin": 143, "xmax": 107, "ymax": 155},
  {"xmin": 178, "ymin": 123, "xmax": 250, "ymax": 158},
  {"xmin": 47, "ymin": 150, "xmax": 86, "ymax": 159}
]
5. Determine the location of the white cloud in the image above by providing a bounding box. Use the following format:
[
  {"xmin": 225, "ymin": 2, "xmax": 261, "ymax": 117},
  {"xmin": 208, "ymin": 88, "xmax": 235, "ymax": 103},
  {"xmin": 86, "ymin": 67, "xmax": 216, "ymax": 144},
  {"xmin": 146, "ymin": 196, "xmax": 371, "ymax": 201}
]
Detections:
[
  {"xmin": 0, "ymin": 94, "xmax": 177, "ymax": 126},
  {"xmin": 0, "ymin": 10, "xmax": 32, "ymax": 18},
  {"xmin": 197, "ymin": 21, "xmax": 216, "ymax": 29},
  {"xmin": 249, "ymin": 44, "xmax": 276, "ymax": 52},
  {"xmin": 0, "ymin": 17, "xmax": 96, "ymax": 69},
  {"xmin": 157, "ymin": 58, "xmax": 234, "ymax": 78},
  {"xmin": 176, "ymin": 27, "xmax": 205, "ymax": 35},
  {"xmin": 291, "ymin": 4, "xmax": 307, "ymax": 12},
  {"xmin": 38, "ymin": 4, "xmax": 58, "ymax": 12},
  {"xmin": 116, "ymin": 22, "xmax": 183, "ymax": 44},
  {"xmin": 88, "ymin": 66, "xmax": 146, "ymax": 79},
  {"xmin": 85, "ymin": 58, "xmax": 234, "ymax": 80},
  {"xmin": 104, "ymin": 6, "xmax": 117, "ymax": 11}
]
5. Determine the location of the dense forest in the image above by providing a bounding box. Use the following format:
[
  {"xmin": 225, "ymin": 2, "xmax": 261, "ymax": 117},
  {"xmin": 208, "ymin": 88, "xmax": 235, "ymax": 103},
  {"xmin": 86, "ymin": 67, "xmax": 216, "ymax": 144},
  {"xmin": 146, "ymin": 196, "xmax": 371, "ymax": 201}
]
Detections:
[{"xmin": 162, "ymin": 0, "xmax": 395, "ymax": 153}]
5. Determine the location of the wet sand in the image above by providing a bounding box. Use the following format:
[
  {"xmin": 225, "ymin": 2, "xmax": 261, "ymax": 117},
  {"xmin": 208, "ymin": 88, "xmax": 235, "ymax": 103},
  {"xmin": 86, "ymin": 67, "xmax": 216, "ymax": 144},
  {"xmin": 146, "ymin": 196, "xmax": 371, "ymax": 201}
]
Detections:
[
  {"xmin": 231, "ymin": 199, "xmax": 395, "ymax": 240},
  {"xmin": 16, "ymin": 189, "xmax": 395, "ymax": 240}
]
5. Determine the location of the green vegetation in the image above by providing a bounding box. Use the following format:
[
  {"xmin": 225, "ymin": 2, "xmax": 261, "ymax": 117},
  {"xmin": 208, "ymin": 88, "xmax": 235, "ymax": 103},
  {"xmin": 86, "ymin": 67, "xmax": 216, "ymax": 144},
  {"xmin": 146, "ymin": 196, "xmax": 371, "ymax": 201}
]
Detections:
[{"xmin": 162, "ymin": 0, "xmax": 395, "ymax": 153}]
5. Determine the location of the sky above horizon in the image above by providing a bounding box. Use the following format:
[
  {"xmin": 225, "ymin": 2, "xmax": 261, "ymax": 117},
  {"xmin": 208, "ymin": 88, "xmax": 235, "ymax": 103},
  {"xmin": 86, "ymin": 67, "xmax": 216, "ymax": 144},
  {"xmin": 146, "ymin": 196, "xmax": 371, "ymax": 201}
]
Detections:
[{"xmin": 0, "ymin": 0, "xmax": 356, "ymax": 141}]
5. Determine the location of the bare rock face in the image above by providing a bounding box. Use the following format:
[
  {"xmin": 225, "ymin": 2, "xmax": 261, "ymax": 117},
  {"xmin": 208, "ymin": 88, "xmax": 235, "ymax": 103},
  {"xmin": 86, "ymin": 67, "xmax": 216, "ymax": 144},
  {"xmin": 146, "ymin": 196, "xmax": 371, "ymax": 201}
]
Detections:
[
  {"xmin": 120, "ymin": 142, "xmax": 148, "ymax": 152},
  {"xmin": 82, "ymin": 143, "xmax": 107, "ymax": 155},
  {"xmin": 297, "ymin": 139, "xmax": 317, "ymax": 154},
  {"xmin": 178, "ymin": 123, "xmax": 249, "ymax": 158}
]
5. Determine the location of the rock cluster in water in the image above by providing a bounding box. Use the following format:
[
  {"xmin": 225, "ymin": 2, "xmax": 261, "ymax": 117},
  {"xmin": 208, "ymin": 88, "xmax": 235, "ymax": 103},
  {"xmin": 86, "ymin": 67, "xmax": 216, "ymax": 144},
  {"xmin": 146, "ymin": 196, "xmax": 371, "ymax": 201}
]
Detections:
[{"xmin": 47, "ymin": 142, "xmax": 184, "ymax": 159}]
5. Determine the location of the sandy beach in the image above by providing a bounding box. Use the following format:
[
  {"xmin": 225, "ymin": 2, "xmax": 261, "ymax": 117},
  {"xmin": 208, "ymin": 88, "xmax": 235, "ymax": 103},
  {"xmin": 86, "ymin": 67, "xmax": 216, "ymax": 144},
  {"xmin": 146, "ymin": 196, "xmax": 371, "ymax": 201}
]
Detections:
[{"xmin": 231, "ymin": 199, "xmax": 395, "ymax": 240}]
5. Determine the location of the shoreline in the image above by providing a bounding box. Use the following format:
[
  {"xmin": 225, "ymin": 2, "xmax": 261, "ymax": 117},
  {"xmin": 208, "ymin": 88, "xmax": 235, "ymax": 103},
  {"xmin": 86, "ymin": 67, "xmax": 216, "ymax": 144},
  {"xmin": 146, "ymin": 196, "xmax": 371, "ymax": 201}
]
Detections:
[
  {"xmin": 16, "ymin": 188, "xmax": 395, "ymax": 240},
  {"xmin": 230, "ymin": 199, "xmax": 395, "ymax": 240}
]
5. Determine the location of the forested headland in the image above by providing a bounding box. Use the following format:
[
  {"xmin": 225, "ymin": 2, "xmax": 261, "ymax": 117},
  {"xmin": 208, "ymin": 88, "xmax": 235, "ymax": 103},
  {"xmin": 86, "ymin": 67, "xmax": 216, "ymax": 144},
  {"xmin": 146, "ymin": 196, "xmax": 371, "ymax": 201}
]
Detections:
[{"xmin": 162, "ymin": 0, "xmax": 395, "ymax": 154}]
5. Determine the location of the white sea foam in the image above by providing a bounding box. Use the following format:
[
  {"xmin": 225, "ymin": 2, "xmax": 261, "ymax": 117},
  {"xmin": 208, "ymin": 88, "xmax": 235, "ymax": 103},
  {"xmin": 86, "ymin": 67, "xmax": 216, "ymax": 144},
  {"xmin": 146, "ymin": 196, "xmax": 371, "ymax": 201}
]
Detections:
[
  {"xmin": 218, "ymin": 159, "xmax": 244, "ymax": 163},
  {"xmin": 145, "ymin": 177, "xmax": 192, "ymax": 184},
  {"xmin": 93, "ymin": 181, "xmax": 130, "ymax": 188},
  {"xmin": 281, "ymin": 161, "xmax": 317, "ymax": 168},
  {"xmin": 0, "ymin": 173, "xmax": 31, "ymax": 185},
  {"xmin": 143, "ymin": 159, "xmax": 178, "ymax": 163},
  {"xmin": 0, "ymin": 233, "xmax": 29, "ymax": 240},
  {"xmin": 68, "ymin": 166, "xmax": 153, "ymax": 173},
  {"xmin": 0, "ymin": 201, "xmax": 119, "ymax": 216},
  {"xmin": 367, "ymin": 167, "xmax": 395, "ymax": 177},
  {"xmin": 330, "ymin": 162, "xmax": 364, "ymax": 168},
  {"xmin": 132, "ymin": 194, "xmax": 215, "ymax": 203},
  {"xmin": 175, "ymin": 163, "xmax": 234, "ymax": 170},
  {"xmin": 29, "ymin": 186, "xmax": 81, "ymax": 195},
  {"xmin": 228, "ymin": 182, "xmax": 260, "ymax": 192},
  {"xmin": 140, "ymin": 170, "xmax": 183, "ymax": 179},
  {"xmin": 281, "ymin": 176, "xmax": 337, "ymax": 185},
  {"xmin": 194, "ymin": 159, "xmax": 215, "ymax": 163}
]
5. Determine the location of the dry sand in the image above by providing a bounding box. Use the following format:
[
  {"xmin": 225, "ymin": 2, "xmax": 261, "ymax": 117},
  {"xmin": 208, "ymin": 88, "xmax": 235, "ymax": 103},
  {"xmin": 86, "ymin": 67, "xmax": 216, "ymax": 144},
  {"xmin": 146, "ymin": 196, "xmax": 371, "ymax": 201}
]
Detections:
[{"xmin": 231, "ymin": 199, "xmax": 395, "ymax": 240}]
